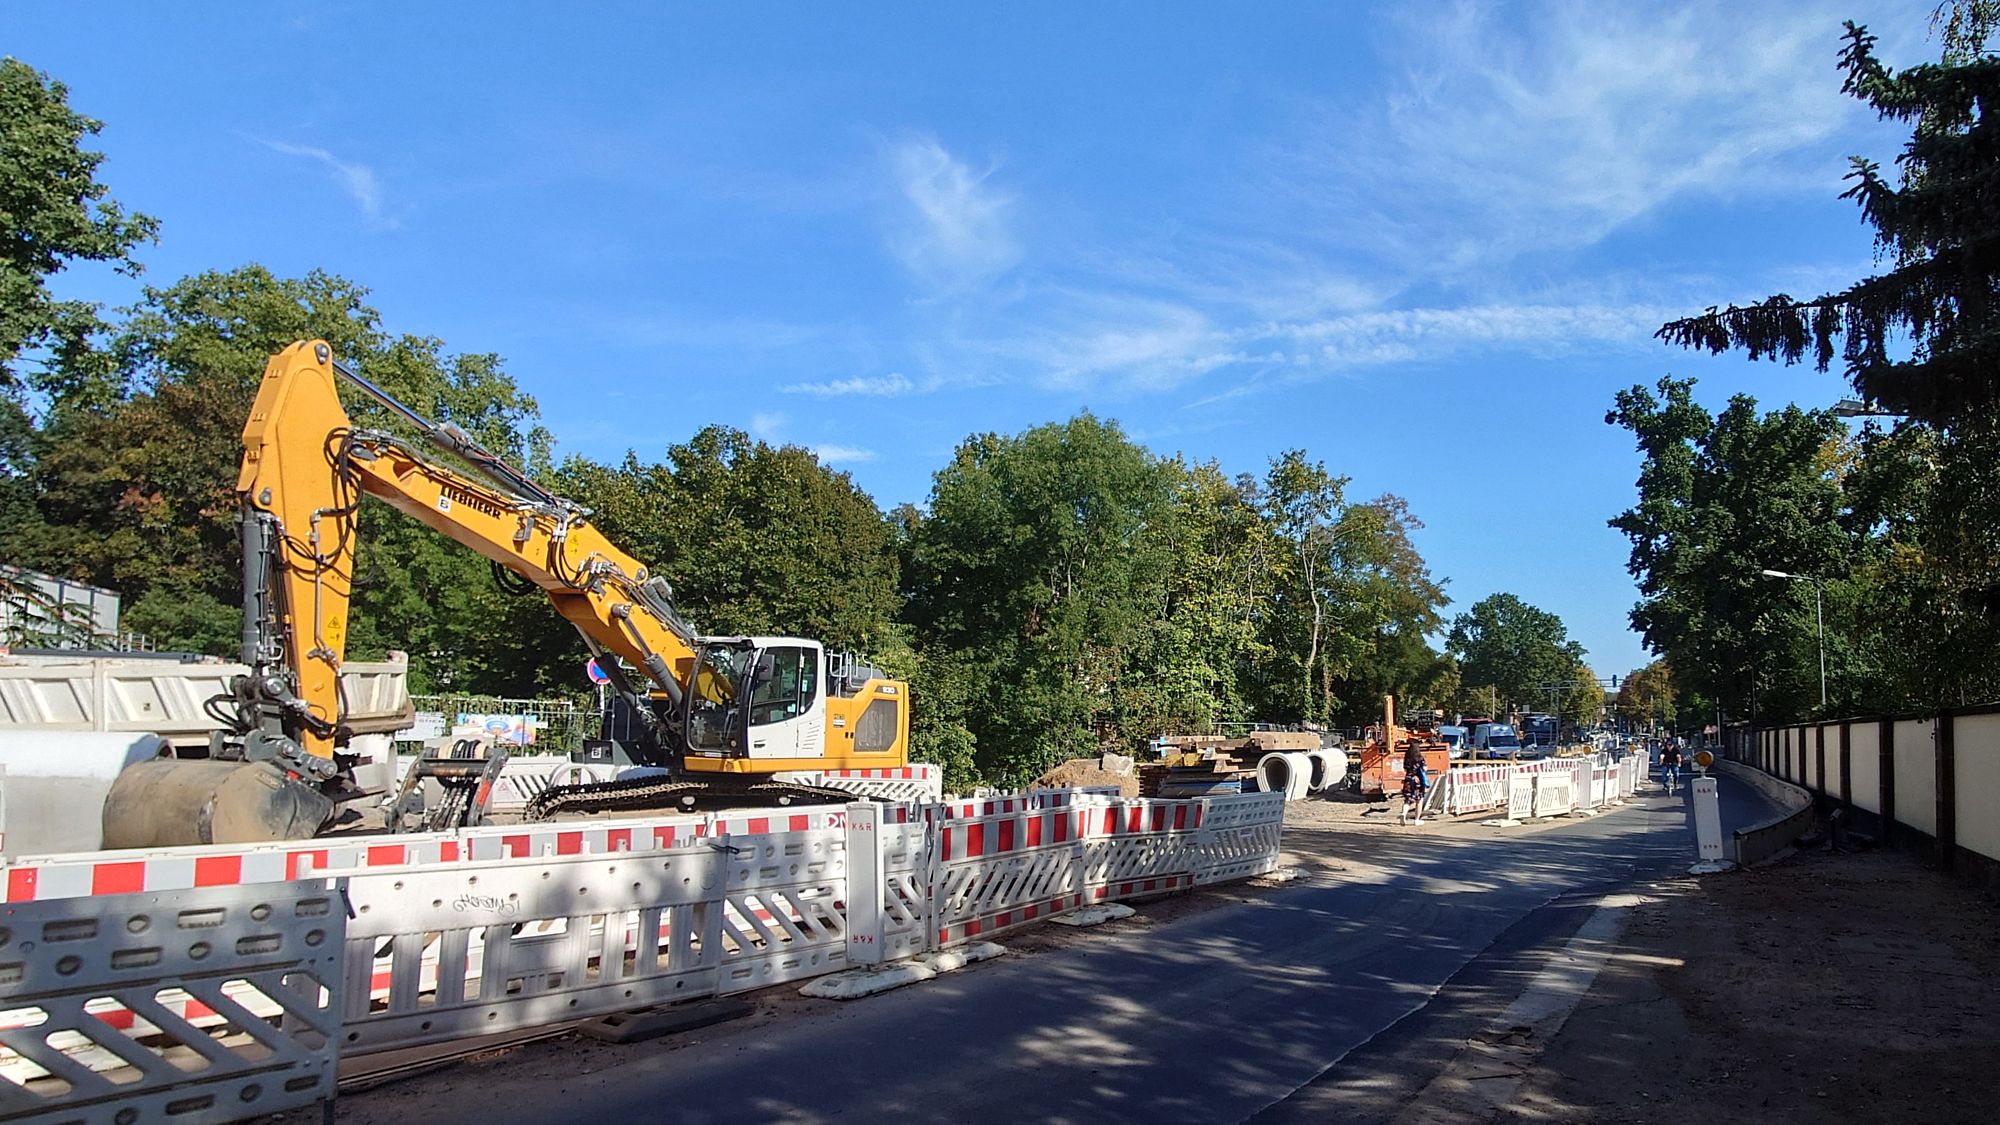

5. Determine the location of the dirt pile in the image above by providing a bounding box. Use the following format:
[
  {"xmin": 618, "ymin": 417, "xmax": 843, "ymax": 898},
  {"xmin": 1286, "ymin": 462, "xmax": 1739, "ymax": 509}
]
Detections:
[{"xmin": 1031, "ymin": 758, "xmax": 1140, "ymax": 797}]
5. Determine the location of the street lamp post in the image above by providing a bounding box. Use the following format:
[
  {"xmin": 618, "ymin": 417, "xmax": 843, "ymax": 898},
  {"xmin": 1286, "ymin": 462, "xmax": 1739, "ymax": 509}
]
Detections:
[{"xmin": 1759, "ymin": 568, "xmax": 1826, "ymax": 710}]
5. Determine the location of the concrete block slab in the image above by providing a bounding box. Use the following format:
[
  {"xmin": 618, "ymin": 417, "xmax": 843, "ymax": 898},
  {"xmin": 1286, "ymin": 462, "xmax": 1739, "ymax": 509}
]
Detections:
[
  {"xmin": 917, "ymin": 942, "xmax": 1006, "ymax": 974},
  {"xmin": 578, "ymin": 998, "xmax": 754, "ymax": 1044},
  {"xmin": 799, "ymin": 960, "xmax": 937, "ymax": 1000},
  {"xmin": 1049, "ymin": 903, "xmax": 1136, "ymax": 928}
]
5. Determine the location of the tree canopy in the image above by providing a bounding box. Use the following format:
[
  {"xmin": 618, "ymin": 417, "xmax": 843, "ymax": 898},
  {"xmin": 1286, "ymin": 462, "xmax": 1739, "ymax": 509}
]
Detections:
[
  {"xmin": 1629, "ymin": 9, "xmax": 2000, "ymax": 722},
  {"xmin": 0, "ymin": 58, "xmax": 157, "ymax": 391},
  {"xmin": 1445, "ymin": 593, "xmax": 1587, "ymax": 718},
  {"xmin": 1656, "ymin": 16, "xmax": 2000, "ymax": 427},
  {"xmin": 1606, "ymin": 377, "xmax": 1850, "ymax": 721}
]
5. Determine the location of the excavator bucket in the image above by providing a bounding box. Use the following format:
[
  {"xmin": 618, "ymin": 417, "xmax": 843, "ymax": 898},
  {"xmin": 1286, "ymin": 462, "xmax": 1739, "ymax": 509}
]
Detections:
[{"xmin": 101, "ymin": 758, "xmax": 335, "ymax": 849}]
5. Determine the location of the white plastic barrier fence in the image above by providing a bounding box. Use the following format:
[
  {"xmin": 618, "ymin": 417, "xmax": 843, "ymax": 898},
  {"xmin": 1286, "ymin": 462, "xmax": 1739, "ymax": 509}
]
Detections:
[
  {"xmin": 1449, "ymin": 752, "xmax": 1663, "ymax": 819},
  {"xmin": 1565, "ymin": 759, "xmax": 1596, "ymax": 812},
  {"xmin": 850, "ymin": 791, "xmax": 1286, "ymax": 957},
  {"xmin": 803, "ymin": 765, "xmax": 945, "ymax": 803},
  {"xmin": 846, "ymin": 804, "xmax": 934, "ymax": 963},
  {"xmin": 1531, "ymin": 769, "xmax": 1576, "ymax": 817},
  {"xmin": 1188, "ymin": 791, "xmax": 1286, "ymax": 885},
  {"xmin": 338, "ymin": 822, "xmax": 851, "ymax": 1054},
  {"xmin": 1507, "ymin": 773, "xmax": 1536, "ymax": 819},
  {"xmin": 0, "ymin": 880, "xmax": 344, "ymax": 1124},
  {"xmin": 2, "ymin": 785, "xmax": 1284, "ymax": 1085},
  {"xmin": 1445, "ymin": 765, "xmax": 1510, "ymax": 816},
  {"xmin": 0, "ymin": 805, "xmax": 852, "ymax": 904},
  {"xmin": 930, "ymin": 804, "xmax": 1093, "ymax": 947}
]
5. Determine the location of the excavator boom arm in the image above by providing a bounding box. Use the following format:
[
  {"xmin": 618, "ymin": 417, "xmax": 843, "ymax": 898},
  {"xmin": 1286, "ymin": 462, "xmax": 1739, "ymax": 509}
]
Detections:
[{"xmin": 234, "ymin": 341, "xmax": 699, "ymax": 765}]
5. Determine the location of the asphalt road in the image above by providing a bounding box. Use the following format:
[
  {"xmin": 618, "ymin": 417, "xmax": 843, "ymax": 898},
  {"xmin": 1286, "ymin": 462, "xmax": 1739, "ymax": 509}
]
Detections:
[{"xmin": 451, "ymin": 768, "xmax": 1789, "ymax": 1125}]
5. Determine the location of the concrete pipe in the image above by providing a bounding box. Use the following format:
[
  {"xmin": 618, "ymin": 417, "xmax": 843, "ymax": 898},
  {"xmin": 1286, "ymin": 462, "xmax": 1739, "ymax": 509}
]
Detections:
[
  {"xmin": 1305, "ymin": 747, "xmax": 1348, "ymax": 793},
  {"xmin": 1257, "ymin": 752, "xmax": 1295, "ymax": 798},
  {"xmin": 1284, "ymin": 752, "xmax": 1315, "ymax": 800},
  {"xmin": 3, "ymin": 732, "xmax": 167, "ymax": 854},
  {"xmin": 1304, "ymin": 744, "xmax": 1352, "ymax": 788},
  {"xmin": 1259, "ymin": 752, "xmax": 1315, "ymax": 800}
]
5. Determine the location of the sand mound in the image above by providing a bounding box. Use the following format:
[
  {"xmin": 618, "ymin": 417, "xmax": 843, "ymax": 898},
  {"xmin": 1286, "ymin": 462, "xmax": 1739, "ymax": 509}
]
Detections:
[{"xmin": 1031, "ymin": 758, "xmax": 1141, "ymax": 797}]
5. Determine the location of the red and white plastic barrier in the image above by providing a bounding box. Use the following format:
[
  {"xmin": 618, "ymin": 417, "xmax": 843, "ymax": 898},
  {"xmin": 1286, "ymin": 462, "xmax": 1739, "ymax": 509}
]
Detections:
[
  {"xmin": 1432, "ymin": 750, "xmax": 1651, "ymax": 821},
  {"xmin": 3, "ymin": 782, "xmax": 1286, "ymax": 1087},
  {"xmin": 0, "ymin": 805, "xmax": 852, "ymax": 903}
]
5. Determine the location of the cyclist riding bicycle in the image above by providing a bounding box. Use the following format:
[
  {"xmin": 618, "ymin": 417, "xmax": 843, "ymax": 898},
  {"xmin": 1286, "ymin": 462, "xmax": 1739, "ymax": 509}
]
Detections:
[{"xmin": 1659, "ymin": 742, "xmax": 1684, "ymax": 793}]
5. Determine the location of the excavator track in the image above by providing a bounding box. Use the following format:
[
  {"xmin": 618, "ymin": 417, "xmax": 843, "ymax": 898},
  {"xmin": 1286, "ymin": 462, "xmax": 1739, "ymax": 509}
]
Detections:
[{"xmin": 524, "ymin": 775, "xmax": 876, "ymax": 821}]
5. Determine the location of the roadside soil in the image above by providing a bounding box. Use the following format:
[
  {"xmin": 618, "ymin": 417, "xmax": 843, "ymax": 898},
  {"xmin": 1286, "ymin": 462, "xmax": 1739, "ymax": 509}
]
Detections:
[{"xmin": 1499, "ymin": 845, "xmax": 2000, "ymax": 1124}]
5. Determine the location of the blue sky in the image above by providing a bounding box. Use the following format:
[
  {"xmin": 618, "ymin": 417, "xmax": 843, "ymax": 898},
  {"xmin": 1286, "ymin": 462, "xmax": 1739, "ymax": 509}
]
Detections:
[{"xmin": 12, "ymin": 1, "xmax": 1938, "ymax": 678}]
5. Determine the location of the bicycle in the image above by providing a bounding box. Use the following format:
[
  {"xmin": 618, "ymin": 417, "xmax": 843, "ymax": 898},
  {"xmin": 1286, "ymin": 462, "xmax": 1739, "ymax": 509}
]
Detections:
[{"xmin": 1661, "ymin": 762, "xmax": 1682, "ymax": 794}]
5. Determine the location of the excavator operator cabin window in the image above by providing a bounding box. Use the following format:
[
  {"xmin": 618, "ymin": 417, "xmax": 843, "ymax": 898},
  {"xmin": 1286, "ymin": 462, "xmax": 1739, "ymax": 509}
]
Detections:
[{"xmin": 749, "ymin": 646, "xmax": 816, "ymax": 726}]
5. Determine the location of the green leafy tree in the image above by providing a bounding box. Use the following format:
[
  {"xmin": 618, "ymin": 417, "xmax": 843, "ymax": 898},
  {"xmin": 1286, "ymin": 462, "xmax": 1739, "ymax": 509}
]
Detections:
[
  {"xmin": 1114, "ymin": 457, "xmax": 1272, "ymax": 739},
  {"xmin": 902, "ymin": 413, "xmax": 1166, "ymax": 784},
  {"xmin": 1257, "ymin": 450, "xmax": 1347, "ymax": 724},
  {"xmin": 1606, "ymin": 377, "xmax": 1851, "ymax": 721},
  {"xmin": 1615, "ymin": 660, "xmax": 1678, "ymax": 729},
  {"xmin": 1561, "ymin": 668, "xmax": 1608, "ymax": 728},
  {"xmin": 0, "ymin": 58, "xmax": 158, "ymax": 393},
  {"xmin": 1445, "ymin": 593, "xmax": 1588, "ymax": 716},
  {"xmin": 1322, "ymin": 495, "xmax": 1452, "ymax": 726},
  {"xmin": 4, "ymin": 266, "xmax": 558, "ymax": 696},
  {"xmin": 1840, "ymin": 420, "xmax": 2000, "ymax": 707},
  {"xmin": 557, "ymin": 426, "xmax": 902, "ymax": 656}
]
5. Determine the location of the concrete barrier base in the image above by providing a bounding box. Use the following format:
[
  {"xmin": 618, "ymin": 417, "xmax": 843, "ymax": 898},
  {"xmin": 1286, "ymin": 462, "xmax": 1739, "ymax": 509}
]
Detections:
[{"xmin": 1050, "ymin": 903, "xmax": 1136, "ymax": 927}]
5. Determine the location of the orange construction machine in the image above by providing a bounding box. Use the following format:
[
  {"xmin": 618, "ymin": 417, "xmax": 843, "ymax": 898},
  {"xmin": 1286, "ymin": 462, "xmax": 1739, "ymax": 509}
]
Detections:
[{"xmin": 1358, "ymin": 696, "xmax": 1451, "ymax": 798}]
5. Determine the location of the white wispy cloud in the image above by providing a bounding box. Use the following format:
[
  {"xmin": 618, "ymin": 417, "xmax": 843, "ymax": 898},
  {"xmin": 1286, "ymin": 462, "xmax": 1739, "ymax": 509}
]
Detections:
[
  {"xmin": 780, "ymin": 373, "xmax": 916, "ymax": 397},
  {"xmin": 1004, "ymin": 296, "xmax": 1234, "ymax": 393},
  {"xmin": 262, "ymin": 140, "xmax": 387, "ymax": 223},
  {"xmin": 811, "ymin": 444, "xmax": 878, "ymax": 464},
  {"xmin": 951, "ymin": 284, "xmax": 1671, "ymax": 397},
  {"xmin": 1275, "ymin": 303, "xmax": 1676, "ymax": 367},
  {"xmin": 749, "ymin": 412, "xmax": 786, "ymax": 442},
  {"xmin": 573, "ymin": 5, "xmax": 1902, "ymax": 412},
  {"xmin": 885, "ymin": 136, "xmax": 1021, "ymax": 290},
  {"xmin": 1279, "ymin": 3, "xmax": 1879, "ymax": 272}
]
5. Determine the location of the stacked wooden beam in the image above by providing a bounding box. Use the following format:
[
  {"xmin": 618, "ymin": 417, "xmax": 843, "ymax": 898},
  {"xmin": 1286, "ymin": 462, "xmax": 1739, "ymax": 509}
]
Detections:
[{"xmin": 1140, "ymin": 741, "xmax": 1264, "ymax": 797}]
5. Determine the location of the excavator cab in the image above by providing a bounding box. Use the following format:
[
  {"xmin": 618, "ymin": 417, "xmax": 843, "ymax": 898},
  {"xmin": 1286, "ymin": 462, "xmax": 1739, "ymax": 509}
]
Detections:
[
  {"xmin": 681, "ymin": 637, "xmax": 836, "ymax": 770},
  {"xmin": 684, "ymin": 640, "xmax": 754, "ymax": 753}
]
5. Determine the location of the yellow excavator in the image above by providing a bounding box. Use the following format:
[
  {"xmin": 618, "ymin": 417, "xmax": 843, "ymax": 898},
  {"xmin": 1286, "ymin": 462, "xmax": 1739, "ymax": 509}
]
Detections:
[{"xmin": 101, "ymin": 340, "xmax": 909, "ymax": 846}]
